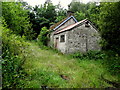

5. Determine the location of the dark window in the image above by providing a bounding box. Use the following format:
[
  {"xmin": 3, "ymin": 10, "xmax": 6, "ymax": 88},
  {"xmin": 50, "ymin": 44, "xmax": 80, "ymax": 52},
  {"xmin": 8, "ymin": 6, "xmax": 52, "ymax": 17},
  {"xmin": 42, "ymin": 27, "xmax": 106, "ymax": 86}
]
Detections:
[
  {"xmin": 60, "ymin": 35, "xmax": 65, "ymax": 42},
  {"xmin": 56, "ymin": 37, "xmax": 59, "ymax": 39}
]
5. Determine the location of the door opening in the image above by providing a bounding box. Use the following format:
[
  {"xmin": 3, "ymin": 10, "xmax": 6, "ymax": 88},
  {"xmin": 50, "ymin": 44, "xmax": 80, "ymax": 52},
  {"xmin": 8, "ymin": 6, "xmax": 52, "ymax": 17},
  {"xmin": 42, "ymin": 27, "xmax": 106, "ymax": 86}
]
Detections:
[{"xmin": 55, "ymin": 37, "xmax": 59, "ymax": 48}]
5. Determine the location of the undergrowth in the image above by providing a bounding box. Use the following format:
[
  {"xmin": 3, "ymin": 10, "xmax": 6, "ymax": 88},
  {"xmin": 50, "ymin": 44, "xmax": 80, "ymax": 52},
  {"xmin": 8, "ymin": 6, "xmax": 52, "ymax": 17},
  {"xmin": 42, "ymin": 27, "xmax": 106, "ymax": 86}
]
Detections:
[
  {"xmin": 2, "ymin": 25, "xmax": 120, "ymax": 88},
  {"xmin": 71, "ymin": 50, "xmax": 120, "ymax": 74},
  {"xmin": 2, "ymin": 25, "xmax": 30, "ymax": 88},
  {"xmin": 20, "ymin": 42, "xmax": 120, "ymax": 88},
  {"xmin": 70, "ymin": 50, "xmax": 120, "ymax": 84}
]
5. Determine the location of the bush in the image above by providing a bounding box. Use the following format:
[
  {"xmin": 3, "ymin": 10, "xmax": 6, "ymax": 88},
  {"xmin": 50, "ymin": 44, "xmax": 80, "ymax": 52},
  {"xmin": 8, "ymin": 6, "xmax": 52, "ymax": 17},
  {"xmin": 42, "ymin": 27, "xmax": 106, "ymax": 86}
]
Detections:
[
  {"xmin": 71, "ymin": 50, "xmax": 120, "ymax": 80},
  {"xmin": 105, "ymin": 56, "xmax": 120, "ymax": 74},
  {"xmin": 103, "ymin": 50, "xmax": 120, "ymax": 75},
  {"xmin": 37, "ymin": 27, "xmax": 49, "ymax": 46},
  {"xmin": 2, "ymin": 25, "xmax": 30, "ymax": 88},
  {"xmin": 71, "ymin": 50, "xmax": 106, "ymax": 60}
]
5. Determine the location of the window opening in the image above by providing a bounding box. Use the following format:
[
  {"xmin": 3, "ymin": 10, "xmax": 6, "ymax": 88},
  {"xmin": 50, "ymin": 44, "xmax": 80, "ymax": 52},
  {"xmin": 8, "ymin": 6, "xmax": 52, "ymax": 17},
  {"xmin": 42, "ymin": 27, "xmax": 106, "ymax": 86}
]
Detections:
[{"xmin": 60, "ymin": 35, "xmax": 65, "ymax": 42}]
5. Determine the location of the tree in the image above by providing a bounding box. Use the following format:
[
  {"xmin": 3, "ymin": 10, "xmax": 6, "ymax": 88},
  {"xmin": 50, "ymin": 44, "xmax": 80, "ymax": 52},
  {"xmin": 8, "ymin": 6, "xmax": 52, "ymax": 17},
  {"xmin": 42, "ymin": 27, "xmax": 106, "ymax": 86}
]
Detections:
[
  {"xmin": 74, "ymin": 11, "xmax": 86, "ymax": 21},
  {"xmin": 28, "ymin": 2, "xmax": 57, "ymax": 39},
  {"xmin": 68, "ymin": 1, "xmax": 97, "ymax": 23},
  {"xmin": 55, "ymin": 2, "xmax": 67, "ymax": 22},
  {"xmin": 35, "ymin": 3, "xmax": 56, "ymax": 23},
  {"xmin": 68, "ymin": 1, "xmax": 86, "ymax": 13},
  {"xmin": 98, "ymin": 2, "xmax": 120, "ymax": 54},
  {"xmin": 2, "ymin": 2, "xmax": 33, "ymax": 40},
  {"xmin": 87, "ymin": 2, "xmax": 100, "ymax": 28}
]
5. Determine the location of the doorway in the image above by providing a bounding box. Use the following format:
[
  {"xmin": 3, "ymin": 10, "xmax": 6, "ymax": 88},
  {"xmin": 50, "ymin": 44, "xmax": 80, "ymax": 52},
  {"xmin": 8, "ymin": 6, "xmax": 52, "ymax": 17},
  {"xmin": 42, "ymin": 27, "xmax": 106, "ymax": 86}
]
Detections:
[{"xmin": 54, "ymin": 37, "xmax": 59, "ymax": 49}]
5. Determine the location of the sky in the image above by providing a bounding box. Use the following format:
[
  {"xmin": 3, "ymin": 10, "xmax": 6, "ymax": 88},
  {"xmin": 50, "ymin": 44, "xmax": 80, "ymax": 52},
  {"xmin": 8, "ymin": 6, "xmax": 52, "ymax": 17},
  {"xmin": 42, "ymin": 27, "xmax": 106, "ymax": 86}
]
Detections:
[{"xmin": 23, "ymin": 0, "xmax": 94, "ymax": 9}]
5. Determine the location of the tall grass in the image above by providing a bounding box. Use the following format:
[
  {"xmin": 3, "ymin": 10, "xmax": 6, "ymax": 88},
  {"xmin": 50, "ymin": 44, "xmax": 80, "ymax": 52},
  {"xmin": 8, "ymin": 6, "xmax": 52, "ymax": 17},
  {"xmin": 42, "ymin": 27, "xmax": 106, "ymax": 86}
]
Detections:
[
  {"xmin": 20, "ymin": 42, "xmax": 119, "ymax": 88},
  {"xmin": 2, "ymin": 24, "xmax": 119, "ymax": 88}
]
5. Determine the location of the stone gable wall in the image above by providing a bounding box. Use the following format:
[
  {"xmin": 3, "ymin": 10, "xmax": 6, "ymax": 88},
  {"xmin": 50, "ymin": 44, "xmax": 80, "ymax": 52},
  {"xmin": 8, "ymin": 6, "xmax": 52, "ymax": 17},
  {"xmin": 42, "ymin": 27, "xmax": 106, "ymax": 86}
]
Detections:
[
  {"xmin": 66, "ymin": 23, "xmax": 101, "ymax": 53},
  {"xmin": 56, "ymin": 18, "xmax": 76, "ymax": 31}
]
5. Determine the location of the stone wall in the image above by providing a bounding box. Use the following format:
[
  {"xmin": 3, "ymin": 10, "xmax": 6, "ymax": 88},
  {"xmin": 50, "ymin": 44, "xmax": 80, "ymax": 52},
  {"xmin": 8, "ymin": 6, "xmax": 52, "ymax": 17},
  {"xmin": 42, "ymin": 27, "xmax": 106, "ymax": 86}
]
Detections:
[
  {"xmin": 50, "ymin": 21, "xmax": 101, "ymax": 54},
  {"xmin": 49, "ymin": 17, "xmax": 76, "ymax": 48},
  {"xmin": 66, "ymin": 23, "xmax": 101, "ymax": 53},
  {"xmin": 54, "ymin": 32, "xmax": 68, "ymax": 53}
]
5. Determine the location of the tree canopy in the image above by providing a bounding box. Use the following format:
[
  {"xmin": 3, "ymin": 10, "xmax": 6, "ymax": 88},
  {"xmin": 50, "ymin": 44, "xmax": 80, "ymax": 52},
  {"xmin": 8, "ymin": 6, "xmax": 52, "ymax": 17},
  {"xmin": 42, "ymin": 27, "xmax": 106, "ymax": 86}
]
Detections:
[
  {"xmin": 2, "ymin": 1, "xmax": 120, "ymax": 88},
  {"xmin": 98, "ymin": 2, "xmax": 120, "ymax": 54},
  {"xmin": 2, "ymin": 2, "xmax": 33, "ymax": 40},
  {"xmin": 2, "ymin": 1, "xmax": 120, "ymax": 54}
]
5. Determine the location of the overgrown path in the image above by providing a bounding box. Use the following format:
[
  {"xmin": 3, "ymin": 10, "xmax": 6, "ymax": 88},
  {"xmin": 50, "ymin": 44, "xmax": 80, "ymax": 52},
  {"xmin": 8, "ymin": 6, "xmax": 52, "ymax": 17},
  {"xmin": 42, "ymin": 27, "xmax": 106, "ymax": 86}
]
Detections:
[{"xmin": 22, "ymin": 42, "xmax": 119, "ymax": 88}]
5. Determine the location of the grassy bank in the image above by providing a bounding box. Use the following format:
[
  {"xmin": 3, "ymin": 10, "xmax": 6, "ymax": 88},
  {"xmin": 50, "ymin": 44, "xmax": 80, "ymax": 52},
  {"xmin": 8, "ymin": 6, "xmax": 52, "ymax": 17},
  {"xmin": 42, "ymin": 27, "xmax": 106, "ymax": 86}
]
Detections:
[
  {"xmin": 19, "ymin": 42, "xmax": 119, "ymax": 88},
  {"xmin": 2, "ymin": 26, "xmax": 119, "ymax": 88}
]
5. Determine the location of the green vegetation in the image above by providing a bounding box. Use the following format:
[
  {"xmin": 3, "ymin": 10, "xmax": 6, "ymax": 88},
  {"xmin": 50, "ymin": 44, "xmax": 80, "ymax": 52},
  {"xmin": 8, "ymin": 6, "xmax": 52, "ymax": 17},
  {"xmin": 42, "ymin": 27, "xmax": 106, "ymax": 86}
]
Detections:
[
  {"xmin": 28, "ymin": 2, "xmax": 58, "ymax": 39},
  {"xmin": 98, "ymin": 2, "xmax": 120, "ymax": 54},
  {"xmin": 2, "ymin": 22, "xmax": 30, "ymax": 88},
  {"xmin": 2, "ymin": 2, "xmax": 33, "ymax": 40},
  {"xmin": 21, "ymin": 44, "xmax": 119, "ymax": 88},
  {"xmin": 3, "ymin": 38, "xmax": 120, "ymax": 88},
  {"xmin": 37, "ymin": 27, "xmax": 49, "ymax": 46},
  {"xmin": 2, "ymin": 23, "xmax": 120, "ymax": 87},
  {"xmin": 1, "ymin": 1, "xmax": 120, "ymax": 88}
]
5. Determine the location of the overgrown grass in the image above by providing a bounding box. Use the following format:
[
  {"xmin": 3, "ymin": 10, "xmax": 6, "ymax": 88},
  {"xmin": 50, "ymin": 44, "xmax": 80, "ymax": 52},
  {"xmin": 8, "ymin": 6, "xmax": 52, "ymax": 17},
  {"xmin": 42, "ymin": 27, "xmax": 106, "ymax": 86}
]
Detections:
[
  {"xmin": 20, "ymin": 42, "xmax": 120, "ymax": 88},
  {"xmin": 2, "ymin": 25, "xmax": 119, "ymax": 88}
]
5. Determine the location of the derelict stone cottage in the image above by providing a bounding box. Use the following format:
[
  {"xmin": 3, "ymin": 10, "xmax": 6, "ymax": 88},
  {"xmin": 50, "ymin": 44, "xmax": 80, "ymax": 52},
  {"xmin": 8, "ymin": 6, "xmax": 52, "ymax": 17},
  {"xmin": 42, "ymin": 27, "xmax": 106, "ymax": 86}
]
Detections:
[{"xmin": 49, "ymin": 14, "xmax": 101, "ymax": 53}]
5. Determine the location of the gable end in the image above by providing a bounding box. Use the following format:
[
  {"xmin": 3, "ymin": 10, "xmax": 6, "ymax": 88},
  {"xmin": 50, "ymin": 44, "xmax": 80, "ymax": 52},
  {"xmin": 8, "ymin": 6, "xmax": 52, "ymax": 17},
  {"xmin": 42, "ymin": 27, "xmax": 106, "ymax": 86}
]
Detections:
[{"xmin": 53, "ymin": 16, "xmax": 78, "ymax": 31}]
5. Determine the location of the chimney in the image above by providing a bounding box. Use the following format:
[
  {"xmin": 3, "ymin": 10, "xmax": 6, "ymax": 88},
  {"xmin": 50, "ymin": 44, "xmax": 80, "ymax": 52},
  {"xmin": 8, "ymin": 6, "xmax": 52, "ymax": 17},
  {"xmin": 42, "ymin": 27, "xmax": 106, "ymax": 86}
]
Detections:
[{"xmin": 67, "ymin": 10, "xmax": 74, "ymax": 17}]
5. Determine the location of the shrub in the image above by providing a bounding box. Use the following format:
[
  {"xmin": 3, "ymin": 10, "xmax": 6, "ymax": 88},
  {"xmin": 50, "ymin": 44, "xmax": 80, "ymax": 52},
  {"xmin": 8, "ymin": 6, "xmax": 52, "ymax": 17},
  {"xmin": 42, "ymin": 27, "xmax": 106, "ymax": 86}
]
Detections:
[
  {"xmin": 103, "ymin": 50, "xmax": 120, "ymax": 75},
  {"xmin": 71, "ymin": 50, "xmax": 106, "ymax": 60},
  {"xmin": 71, "ymin": 50, "xmax": 120, "ymax": 80},
  {"xmin": 37, "ymin": 27, "xmax": 49, "ymax": 46},
  {"xmin": 2, "ymin": 25, "xmax": 30, "ymax": 88}
]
